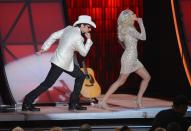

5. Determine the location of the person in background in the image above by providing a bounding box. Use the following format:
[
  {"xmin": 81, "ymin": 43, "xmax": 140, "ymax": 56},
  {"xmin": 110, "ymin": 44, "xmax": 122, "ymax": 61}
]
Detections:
[
  {"xmin": 153, "ymin": 127, "xmax": 166, "ymax": 131},
  {"xmin": 166, "ymin": 122, "xmax": 182, "ymax": 131},
  {"xmin": 115, "ymin": 125, "xmax": 132, "ymax": 131},
  {"xmin": 11, "ymin": 126, "xmax": 24, "ymax": 131},
  {"xmin": 187, "ymin": 125, "xmax": 191, "ymax": 131},
  {"xmin": 49, "ymin": 126, "xmax": 63, "ymax": 131},
  {"xmin": 79, "ymin": 123, "xmax": 91, "ymax": 131},
  {"xmin": 150, "ymin": 94, "xmax": 190, "ymax": 131}
]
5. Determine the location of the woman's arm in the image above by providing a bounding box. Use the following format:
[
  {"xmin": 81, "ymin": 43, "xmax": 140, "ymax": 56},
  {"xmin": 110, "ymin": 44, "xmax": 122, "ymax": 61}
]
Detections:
[{"xmin": 127, "ymin": 18, "xmax": 146, "ymax": 40}]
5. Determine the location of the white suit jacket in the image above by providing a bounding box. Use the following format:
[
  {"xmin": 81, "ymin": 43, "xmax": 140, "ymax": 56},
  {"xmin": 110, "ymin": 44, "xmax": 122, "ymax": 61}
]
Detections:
[{"xmin": 41, "ymin": 26, "xmax": 93, "ymax": 72}]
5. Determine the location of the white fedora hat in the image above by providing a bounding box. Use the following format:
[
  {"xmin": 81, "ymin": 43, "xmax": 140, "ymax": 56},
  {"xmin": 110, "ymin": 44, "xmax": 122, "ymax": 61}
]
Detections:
[{"xmin": 73, "ymin": 15, "xmax": 96, "ymax": 28}]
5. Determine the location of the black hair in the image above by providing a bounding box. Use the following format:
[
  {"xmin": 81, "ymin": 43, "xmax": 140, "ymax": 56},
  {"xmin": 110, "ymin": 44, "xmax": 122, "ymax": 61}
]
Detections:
[
  {"xmin": 75, "ymin": 23, "xmax": 92, "ymax": 28},
  {"xmin": 173, "ymin": 94, "xmax": 189, "ymax": 107}
]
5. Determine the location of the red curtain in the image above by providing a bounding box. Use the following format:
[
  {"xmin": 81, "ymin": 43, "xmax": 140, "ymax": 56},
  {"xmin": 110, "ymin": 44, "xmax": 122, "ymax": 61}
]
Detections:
[
  {"xmin": 66, "ymin": 0, "xmax": 143, "ymax": 92},
  {"xmin": 180, "ymin": 0, "xmax": 191, "ymax": 60}
]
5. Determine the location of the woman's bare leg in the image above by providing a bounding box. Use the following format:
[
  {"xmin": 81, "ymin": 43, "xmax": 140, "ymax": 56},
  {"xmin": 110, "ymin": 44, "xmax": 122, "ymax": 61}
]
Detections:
[
  {"xmin": 135, "ymin": 67, "xmax": 151, "ymax": 108},
  {"xmin": 100, "ymin": 74, "xmax": 128, "ymax": 108}
]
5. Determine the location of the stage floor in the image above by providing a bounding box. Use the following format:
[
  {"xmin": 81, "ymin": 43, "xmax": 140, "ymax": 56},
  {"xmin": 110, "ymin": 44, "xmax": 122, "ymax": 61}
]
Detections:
[{"xmin": 1, "ymin": 94, "xmax": 191, "ymax": 121}]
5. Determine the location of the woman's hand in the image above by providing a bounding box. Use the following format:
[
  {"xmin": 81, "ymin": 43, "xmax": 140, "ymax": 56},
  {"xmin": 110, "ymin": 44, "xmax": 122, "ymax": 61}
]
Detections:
[{"xmin": 136, "ymin": 18, "xmax": 143, "ymax": 23}]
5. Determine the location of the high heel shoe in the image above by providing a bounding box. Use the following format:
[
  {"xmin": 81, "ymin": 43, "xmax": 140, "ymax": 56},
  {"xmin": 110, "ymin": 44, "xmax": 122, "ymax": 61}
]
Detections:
[
  {"xmin": 96, "ymin": 102, "xmax": 110, "ymax": 109},
  {"xmin": 134, "ymin": 99, "xmax": 143, "ymax": 109}
]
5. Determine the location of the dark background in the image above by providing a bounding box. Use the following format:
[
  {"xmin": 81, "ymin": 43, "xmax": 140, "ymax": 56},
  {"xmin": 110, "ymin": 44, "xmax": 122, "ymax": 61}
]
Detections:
[{"xmin": 142, "ymin": 0, "xmax": 191, "ymax": 99}]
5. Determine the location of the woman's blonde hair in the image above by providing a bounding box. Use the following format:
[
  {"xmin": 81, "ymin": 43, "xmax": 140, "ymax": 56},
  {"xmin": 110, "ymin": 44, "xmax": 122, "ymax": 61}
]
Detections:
[{"xmin": 117, "ymin": 9, "xmax": 134, "ymax": 42}]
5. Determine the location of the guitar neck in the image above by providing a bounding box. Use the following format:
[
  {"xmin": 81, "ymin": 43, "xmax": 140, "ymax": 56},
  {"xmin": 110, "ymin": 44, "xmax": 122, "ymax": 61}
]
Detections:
[{"xmin": 82, "ymin": 61, "xmax": 88, "ymax": 75}]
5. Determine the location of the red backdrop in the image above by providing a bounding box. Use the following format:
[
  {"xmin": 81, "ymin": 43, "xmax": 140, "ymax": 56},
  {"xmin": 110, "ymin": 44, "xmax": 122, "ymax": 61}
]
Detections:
[
  {"xmin": 179, "ymin": 0, "xmax": 191, "ymax": 59},
  {"xmin": 0, "ymin": 1, "xmax": 67, "ymax": 103},
  {"xmin": 66, "ymin": 0, "xmax": 143, "ymax": 92}
]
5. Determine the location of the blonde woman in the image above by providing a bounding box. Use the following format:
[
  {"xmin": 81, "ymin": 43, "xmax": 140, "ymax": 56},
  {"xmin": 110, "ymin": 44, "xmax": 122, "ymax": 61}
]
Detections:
[{"xmin": 100, "ymin": 9, "xmax": 151, "ymax": 109}]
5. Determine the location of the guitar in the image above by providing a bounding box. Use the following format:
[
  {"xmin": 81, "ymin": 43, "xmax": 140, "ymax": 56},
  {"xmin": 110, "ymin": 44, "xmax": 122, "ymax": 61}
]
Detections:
[{"xmin": 80, "ymin": 61, "xmax": 101, "ymax": 99}]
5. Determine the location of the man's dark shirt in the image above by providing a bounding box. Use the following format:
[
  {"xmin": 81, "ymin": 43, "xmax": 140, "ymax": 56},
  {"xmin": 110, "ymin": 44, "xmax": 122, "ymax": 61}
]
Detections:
[{"xmin": 149, "ymin": 109, "xmax": 190, "ymax": 131}]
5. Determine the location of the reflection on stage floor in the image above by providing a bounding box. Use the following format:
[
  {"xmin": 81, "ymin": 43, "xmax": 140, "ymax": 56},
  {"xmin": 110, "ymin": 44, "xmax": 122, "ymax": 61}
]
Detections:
[{"xmin": 0, "ymin": 94, "xmax": 191, "ymax": 121}]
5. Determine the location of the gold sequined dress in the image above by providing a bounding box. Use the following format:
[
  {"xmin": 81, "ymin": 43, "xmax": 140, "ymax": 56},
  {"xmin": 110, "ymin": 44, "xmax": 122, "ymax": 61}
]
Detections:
[{"xmin": 120, "ymin": 20, "xmax": 146, "ymax": 74}]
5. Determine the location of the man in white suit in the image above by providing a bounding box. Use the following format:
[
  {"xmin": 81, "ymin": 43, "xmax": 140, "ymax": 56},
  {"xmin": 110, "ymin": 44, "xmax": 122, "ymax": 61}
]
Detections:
[{"xmin": 22, "ymin": 15, "xmax": 96, "ymax": 111}]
